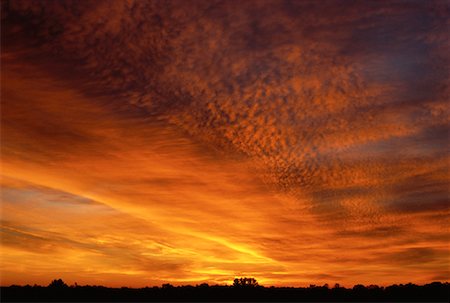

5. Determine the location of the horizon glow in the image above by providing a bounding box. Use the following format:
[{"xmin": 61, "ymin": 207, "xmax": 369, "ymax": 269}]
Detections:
[{"xmin": 1, "ymin": 0, "xmax": 449, "ymax": 287}]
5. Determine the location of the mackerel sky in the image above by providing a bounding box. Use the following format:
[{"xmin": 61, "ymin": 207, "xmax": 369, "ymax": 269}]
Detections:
[{"xmin": 1, "ymin": 0, "xmax": 449, "ymax": 287}]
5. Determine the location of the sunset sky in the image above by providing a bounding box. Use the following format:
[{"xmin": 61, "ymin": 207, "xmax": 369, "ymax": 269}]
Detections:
[{"xmin": 1, "ymin": 0, "xmax": 449, "ymax": 287}]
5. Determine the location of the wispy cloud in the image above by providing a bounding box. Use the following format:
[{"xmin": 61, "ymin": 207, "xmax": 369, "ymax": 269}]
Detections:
[{"xmin": 1, "ymin": 0, "xmax": 448, "ymax": 287}]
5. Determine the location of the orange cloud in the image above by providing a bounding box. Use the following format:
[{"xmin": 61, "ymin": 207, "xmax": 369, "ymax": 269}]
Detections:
[{"xmin": 1, "ymin": 0, "xmax": 448, "ymax": 287}]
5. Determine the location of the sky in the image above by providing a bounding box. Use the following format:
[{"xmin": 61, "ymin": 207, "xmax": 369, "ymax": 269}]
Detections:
[{"xmin": 1, "ymin": 0, "xmax": 449, "ymax": 287}]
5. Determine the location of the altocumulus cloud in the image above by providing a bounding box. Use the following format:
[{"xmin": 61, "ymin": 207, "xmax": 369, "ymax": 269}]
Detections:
[{"xmin": 1, "ymin": 0, "xmax": 449, "ymax": 287}]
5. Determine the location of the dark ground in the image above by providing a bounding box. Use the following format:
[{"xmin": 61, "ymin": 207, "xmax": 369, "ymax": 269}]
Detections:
[{"xmin": 1, "ymin": 281, "xmax": 449, "ymax": 302}]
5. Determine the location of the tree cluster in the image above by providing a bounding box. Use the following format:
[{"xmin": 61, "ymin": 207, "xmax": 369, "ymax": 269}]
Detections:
[{"xmin": 1, "ymin": 278, "xmax": 449, "ymax": 302}]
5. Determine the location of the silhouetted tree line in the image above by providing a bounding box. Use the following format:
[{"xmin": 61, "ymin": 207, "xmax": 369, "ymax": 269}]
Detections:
[{"xmin": 1, "ymin": 278, "xmax": 449, "ymax": 302}]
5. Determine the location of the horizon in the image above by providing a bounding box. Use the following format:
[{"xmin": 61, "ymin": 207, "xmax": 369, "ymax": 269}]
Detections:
[
  {"xmin": 2, "ymin": 278, "xmax": 449, "ymax": 289},
  {"xmin": 1, "ymin": 0, "xmax": 449, "ymax": 291},
  {"xmin": 3, "ymin": 279, "xmax": 449, "ymax": 302}
]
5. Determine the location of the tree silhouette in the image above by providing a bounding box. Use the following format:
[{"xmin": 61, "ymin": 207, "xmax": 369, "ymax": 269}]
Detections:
[
  {"xmin": 161, "ymin": 283, "xmax": 174, "ymax": 289},
  {"xmin": 233, "ymin": 277, "xmax": 258, "ymax": 287},
  {"xmin": 1, "ymin": 279, "xmax": 449, "ymax": 302},
  {"xmin": 48, "ymin": 279, "xmax": 68, "ymax": 288}
]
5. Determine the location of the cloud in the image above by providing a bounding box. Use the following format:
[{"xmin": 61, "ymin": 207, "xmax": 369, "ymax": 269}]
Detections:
[{"xmin": 1, "ymin": 0, "xmax": 448, "ymax": 287}]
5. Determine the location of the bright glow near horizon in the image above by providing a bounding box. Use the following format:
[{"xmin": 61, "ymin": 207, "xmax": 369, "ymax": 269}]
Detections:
[{"xmin": 1, "ymin": 0, "xmax": 449, "ymax": 287}]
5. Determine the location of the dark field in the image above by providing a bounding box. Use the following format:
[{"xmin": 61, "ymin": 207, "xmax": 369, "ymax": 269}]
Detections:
[{"xmin": 1, "ymin": 281, "xmax": 449, "ymax": 302}]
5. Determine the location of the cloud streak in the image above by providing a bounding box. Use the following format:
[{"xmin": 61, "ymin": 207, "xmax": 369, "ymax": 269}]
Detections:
[{"xmin": 1, "ymin": 0, "xmax": 449, "ymax": 287}]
